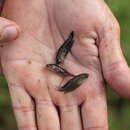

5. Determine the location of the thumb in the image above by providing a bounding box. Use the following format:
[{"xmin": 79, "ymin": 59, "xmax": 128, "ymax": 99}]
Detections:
[
  {"xmin": 0, "ymin": 17, "xmax": 20, "ymax": 43},
  {"xmin": 99, "ymin": 17, "xmax": 130, "ymax": 99},
  {"xmin": 0, "ymin": 0, "xmax": 20, "ymax": 43}
]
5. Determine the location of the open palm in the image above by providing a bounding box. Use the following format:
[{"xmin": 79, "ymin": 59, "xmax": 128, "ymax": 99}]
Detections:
[{"xmin": 1, "ymin": 0, "xmax": 129, "ymax": 130}]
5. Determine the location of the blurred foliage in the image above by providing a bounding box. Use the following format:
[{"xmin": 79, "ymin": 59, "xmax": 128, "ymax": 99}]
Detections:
[
  {"xmin": 0, "ymin": 0, "xmax": 130, "ymax": 130},
  {"xmin": 0, "ymin": 77, "xmax": 17, "ymax": 130}
]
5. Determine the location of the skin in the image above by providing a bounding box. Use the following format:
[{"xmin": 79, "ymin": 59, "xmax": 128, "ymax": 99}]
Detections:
[
  {"xmin": 0, "ymin": 0, "xmax": 130, "ymax": 130},
  {"xmin": 0, "ymin": 0, "xmax": 20, "ymax": 74}
]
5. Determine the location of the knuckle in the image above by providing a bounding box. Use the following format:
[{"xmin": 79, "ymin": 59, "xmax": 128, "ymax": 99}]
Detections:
[
  {"xmin": 60, "ymin": 103, "xmax": 78, "ymax": 112},
  {"xmin": 36, "ymin": 98, "xmax": 53, "ymax": 107},
  {"xmin": 13, "ymin": 106, "xmax": 34, "ymax": 112},
  {"xmin": 85, "ymin": 126, "xmax": 108, "ymax": 130}
]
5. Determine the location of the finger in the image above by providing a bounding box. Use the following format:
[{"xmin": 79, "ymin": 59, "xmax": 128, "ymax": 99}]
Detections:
[
  {"xmin": 36, "ymin": 99, "xmax": 60, "ymax": 130},
  {"xmin": 8, "ymin": 83, "xmax": 37, "ymax": 130},
  {"xmin": 0, "ymin": 18, "xmax": 20, "ymax": 75},
  {"xmin": 0, "ymin": 3, "xmax": 20, "ymax": 75},
  {"xmin": 21, "ymin": 63, "xmax": 60, "ymax": 130},
  {"xmin": 59, "ymin": 103, "xmax": 82, "ymax": 130},
  {"xmin": 81, "ymin": 90, "xmax": 108, "ymax": 130},
  {"xmin": 0, "ymin": 0, "xmax": 20, "ymax": 42},
  {"xmin": 0, "ymin": 17, "xmax": 20, "ymax": 42},
  {"xmin": 98, "ymin": 5, "xmax": 130, "ymax": 99}
]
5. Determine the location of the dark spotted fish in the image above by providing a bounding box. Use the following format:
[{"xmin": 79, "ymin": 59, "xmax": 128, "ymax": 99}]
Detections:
[
  {"xmin": 46, "ymin": 64, "xmax": 74, "ymax": 76},
  {"xmin": 58, "ymin": 73, "xmax": 89, "ymax": 93},
  {"xmin": 56, "ymin": 31, "xmax": 74, "ymax": 64}
]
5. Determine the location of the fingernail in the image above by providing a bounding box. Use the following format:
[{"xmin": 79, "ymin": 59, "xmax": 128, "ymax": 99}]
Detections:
[{"xmin": 0, "ymin": 26, "xmax": 19, "ymax": 42}]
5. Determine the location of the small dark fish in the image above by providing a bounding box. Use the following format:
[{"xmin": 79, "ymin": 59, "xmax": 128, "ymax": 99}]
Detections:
[
  {"xmin": 46, "ymin": 64, "xmax": 74, "ymax": 76},
  {"xmin": 56, "ymin": 31, "xmax": 74, "ymax": 64},
  {"xmin": 58, "ymin": 73, "xmax": 89, "ymax": 93}
]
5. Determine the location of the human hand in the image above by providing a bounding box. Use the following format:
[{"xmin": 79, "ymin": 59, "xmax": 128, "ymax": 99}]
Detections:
[
  {"xmin": 0, "ymin": 0, "xmax": 20, "ymax": 74},
  {"xmin": 1, "ymin": 0, "xmax": 129, "ymax": 130}
]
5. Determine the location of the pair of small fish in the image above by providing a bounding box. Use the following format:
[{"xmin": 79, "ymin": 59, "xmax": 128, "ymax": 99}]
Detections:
[{"xmin": 46, "ymin": 31, "xmax": 89, "ymax": 93}]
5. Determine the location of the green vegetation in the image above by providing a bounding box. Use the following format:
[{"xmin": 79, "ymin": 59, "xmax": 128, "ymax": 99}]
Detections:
[{"xmin": 0, "ymin": 0, "xmax": 130, "ymax": 129}]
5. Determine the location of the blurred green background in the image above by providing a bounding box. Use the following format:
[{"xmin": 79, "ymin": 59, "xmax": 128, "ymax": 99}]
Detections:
[{"xmin": 0, "ymin": 0, "xmax": 130, "ymax": 130}]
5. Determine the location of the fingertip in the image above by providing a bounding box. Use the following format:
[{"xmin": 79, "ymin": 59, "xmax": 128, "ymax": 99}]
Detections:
[
  {"xmin": 0, "ymin": 25, "xmax": 20, "ymax": 42},
  {"xmin": 0, "ymin": 17, "xmax": 20, "ymax": 42}
]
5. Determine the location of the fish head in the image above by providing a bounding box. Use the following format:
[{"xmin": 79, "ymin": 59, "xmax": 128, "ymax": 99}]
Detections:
[
  {"xmin": 77, "ymin": 73, "xmax": 89, "ymax": 85},
  {"xmin": 46, "ymin": 64, "xmax": 56, "ymax": 70}
]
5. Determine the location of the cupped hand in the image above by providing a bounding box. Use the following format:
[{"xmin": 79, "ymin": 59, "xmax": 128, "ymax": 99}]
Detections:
[{"xmin": 1, "ymin": 0, "xmax": 129, "ymax": 130}]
